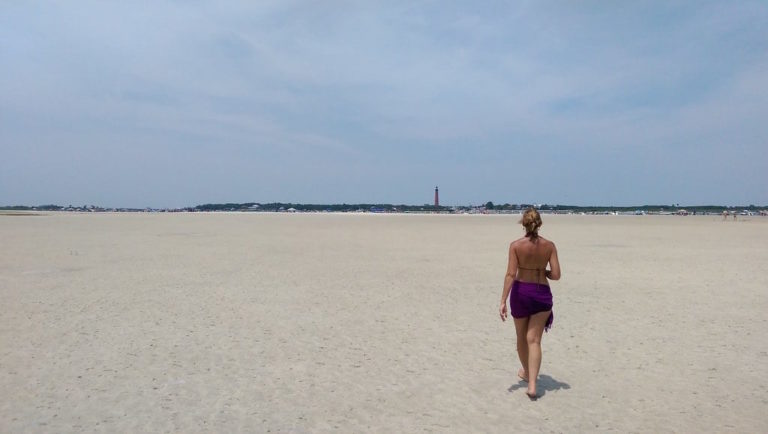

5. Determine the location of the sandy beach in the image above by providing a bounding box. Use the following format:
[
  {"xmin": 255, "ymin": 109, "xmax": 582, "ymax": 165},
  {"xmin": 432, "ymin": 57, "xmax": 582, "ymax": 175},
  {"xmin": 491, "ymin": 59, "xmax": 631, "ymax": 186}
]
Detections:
[{"xmin": 1, "ymin": 212, "xmax": 766, "ymax": 433}]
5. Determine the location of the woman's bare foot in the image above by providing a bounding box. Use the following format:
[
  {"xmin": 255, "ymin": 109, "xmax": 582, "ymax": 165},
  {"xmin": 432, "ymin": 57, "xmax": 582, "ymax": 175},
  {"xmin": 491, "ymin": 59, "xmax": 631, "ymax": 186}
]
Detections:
[
  {"xmin": 526, "ymin": 389, "xmax": 538, "ymax": 400},
  {"xmin": 517, "ymin": 368, "xmax": 528, "ymax": 382}
]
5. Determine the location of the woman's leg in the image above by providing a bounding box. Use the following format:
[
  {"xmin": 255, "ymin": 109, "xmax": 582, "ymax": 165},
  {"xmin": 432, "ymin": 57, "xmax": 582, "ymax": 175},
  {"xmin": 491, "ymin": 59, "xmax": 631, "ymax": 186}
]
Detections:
[
  {"xmin": 513, "ymin": 316, "xmax": 529, "ymax": 380},
  {"xmin": 525, "ymin": 310, "xmax": 551, "ymax": 396}
]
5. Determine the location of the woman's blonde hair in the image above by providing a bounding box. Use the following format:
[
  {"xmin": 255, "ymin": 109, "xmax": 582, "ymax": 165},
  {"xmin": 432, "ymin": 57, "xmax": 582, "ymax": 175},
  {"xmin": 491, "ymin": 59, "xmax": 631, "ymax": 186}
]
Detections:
[{"xmin": 520, "ymin": 207, "xmax": 542, "ymax": 238}]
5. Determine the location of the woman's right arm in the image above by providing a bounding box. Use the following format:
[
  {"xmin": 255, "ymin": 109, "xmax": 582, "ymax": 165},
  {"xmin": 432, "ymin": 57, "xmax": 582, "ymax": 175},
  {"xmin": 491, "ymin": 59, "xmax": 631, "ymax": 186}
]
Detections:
[
  {"xmin": 499, "ymin": 243, "xmax": 517, "ymax": 321},
  {"xmin": 546, "ymin": 243, "xmax": 561, "ymax": 280}
]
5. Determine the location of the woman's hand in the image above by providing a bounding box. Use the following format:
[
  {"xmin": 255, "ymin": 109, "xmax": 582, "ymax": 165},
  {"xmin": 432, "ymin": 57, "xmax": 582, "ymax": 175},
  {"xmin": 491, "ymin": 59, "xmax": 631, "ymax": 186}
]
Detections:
[{"xmin": 499, "ymin": 302, "xmax": 508, "ymax": 322}]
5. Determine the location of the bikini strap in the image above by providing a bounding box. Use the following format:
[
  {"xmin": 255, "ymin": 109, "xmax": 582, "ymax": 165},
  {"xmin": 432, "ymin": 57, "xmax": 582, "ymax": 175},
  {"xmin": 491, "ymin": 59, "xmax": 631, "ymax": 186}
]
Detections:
[
  {"xmin": 517, "ymin": 266, "xmax": 544, "ymax": 271},
  {"xmin": 517, "ymin": 265, "xmax": 544, "ymax": 289}
]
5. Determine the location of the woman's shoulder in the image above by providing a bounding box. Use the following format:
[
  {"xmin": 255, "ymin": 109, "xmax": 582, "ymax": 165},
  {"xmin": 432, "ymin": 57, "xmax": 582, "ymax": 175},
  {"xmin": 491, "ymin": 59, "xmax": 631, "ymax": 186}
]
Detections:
[
  {"xmin": 509, "ymin": 237, "xmax": 527, "ymax": 247},
  {"xmin": 538, "ymin": 237, "xmax": 557, "ymax": 250}
]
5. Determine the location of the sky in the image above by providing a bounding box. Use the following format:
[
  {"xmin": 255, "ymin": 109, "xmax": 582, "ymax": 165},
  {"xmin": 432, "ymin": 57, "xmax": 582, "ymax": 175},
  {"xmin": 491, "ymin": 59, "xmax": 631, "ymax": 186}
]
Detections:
[{"xmin": 1, "ymin": 1, "xmax": 767, "ymax": 208}]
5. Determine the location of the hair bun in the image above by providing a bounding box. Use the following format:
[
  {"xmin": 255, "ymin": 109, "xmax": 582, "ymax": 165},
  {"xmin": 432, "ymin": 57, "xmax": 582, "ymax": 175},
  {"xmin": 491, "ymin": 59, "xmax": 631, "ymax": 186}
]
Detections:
[{"xmin": 519, "ymin": 207, "xmax": 542, "ymax": 238}]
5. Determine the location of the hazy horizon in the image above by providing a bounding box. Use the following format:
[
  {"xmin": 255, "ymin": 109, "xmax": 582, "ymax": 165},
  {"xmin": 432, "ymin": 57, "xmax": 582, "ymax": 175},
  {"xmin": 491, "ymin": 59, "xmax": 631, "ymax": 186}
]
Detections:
[
  {"xmin": 2, "ymin": 198, "xmax": 765, "ymax": 210},
  {"xmin": 2, "ymin": 2, "xmax": 767, "ymax": 208}
]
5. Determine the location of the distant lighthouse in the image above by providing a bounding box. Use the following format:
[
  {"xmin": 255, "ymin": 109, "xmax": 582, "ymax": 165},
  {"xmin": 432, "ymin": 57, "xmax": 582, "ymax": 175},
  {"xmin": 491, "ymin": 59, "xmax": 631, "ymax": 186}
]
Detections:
[{"xmin": 434, "ymin": 186, "xmax": 439, "ymax": 207}]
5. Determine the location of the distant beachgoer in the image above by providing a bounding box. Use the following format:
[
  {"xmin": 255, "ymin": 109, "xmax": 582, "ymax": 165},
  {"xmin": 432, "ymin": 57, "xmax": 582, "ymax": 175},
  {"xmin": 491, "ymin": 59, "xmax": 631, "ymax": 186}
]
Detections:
[
  {"xmin": 722, "ymin": 211, "xmax": 728, "ymax": 220},
  {"xmin": 733, "ymin": 212, "xmax": 737, "ymax": 221},
  {"xmin": 499, "ymin": 208, "xmax": 561, "ymax": 400}
]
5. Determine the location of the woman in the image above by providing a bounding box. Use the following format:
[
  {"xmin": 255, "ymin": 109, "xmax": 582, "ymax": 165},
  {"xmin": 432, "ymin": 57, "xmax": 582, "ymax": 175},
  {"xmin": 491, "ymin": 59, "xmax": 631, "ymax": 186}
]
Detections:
[{"xmin": 499, "ymin": 208, "xmax": 561, "ymax": 400}]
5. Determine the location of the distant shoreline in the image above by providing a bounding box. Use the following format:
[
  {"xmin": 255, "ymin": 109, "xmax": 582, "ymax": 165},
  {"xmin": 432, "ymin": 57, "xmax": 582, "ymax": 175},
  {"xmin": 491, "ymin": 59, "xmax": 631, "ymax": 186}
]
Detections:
[{"xmin": 2, "ymin": 203, "xmax": 766, "ymax": 216}]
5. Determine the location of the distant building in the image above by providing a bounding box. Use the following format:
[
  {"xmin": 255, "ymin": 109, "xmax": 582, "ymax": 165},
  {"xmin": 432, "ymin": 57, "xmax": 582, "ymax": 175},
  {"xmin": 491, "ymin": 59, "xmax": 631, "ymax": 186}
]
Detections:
[{"xmin": 434, "ymin": 186, "xmax": 439, "ymax": 207}]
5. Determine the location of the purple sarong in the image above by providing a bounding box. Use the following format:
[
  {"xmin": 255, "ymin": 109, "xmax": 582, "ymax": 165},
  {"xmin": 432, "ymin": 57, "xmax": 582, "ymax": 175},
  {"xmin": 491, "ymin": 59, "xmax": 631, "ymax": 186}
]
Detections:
[{"xmin": 509, "ymin": 280, "xmax": 554, "ymax": 331}]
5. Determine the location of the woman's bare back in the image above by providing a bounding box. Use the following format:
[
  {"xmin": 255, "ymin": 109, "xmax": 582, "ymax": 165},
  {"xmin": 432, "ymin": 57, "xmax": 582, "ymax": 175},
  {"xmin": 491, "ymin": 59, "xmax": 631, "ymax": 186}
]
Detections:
[{"xmin": 512, "ymin": 236, "xmax": 556, "ymax": 284}]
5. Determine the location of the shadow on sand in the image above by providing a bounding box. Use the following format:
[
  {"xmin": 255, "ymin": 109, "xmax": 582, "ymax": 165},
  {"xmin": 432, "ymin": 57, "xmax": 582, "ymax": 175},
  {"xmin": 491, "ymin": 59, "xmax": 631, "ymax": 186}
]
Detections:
[{"xmin": 508, "ymin": 374, "xmax": 571, "ymax": 399}]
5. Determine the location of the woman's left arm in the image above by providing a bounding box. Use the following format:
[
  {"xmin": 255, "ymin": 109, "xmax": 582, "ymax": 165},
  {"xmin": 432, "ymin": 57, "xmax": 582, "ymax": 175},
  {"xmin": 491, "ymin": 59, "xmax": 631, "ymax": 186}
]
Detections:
[{"xmin": 499, "ymin": 243, "xmax": 517, "ymax": 321}]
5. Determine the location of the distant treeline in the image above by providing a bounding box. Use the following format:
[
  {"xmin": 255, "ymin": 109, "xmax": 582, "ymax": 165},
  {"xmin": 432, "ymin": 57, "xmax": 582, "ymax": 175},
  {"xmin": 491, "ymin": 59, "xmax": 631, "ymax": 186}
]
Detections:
[
  {"xmin": 2, "ymin": 203, "xmax": 766, "ymax": 213},
  {"xmin": 194, "ymin": 202, "xmax": 444, "ymax": 212},
  {"xmin": 1, "ymin": 204, "xmax": 67, "ymax": 211}
]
